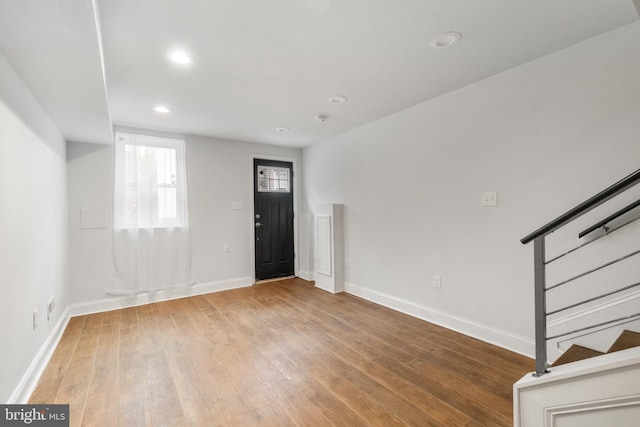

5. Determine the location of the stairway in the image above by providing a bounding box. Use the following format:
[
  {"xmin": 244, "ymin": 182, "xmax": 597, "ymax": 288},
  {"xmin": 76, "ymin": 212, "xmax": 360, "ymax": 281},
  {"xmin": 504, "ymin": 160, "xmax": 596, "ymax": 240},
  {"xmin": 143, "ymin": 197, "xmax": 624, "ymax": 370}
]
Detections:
[{"xmin": 553, "ymin": 330, "xmax": 640, "ymax": 367}]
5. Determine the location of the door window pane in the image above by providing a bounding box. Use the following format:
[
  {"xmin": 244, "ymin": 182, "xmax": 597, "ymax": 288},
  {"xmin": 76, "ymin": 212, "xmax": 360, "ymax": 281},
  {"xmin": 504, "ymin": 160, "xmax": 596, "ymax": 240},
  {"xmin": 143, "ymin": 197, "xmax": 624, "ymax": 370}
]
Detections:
[{"xmin": 257, "ymin": 166, "xmax": 290, "ymax": 192}]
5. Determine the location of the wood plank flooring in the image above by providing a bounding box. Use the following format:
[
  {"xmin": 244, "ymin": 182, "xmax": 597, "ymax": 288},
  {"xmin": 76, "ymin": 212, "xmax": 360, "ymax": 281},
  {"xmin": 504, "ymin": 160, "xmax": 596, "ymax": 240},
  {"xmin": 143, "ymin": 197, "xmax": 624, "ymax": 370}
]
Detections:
[{"xmin": 29, "ymin": 278, "xmax": 533, "ymax": 426}]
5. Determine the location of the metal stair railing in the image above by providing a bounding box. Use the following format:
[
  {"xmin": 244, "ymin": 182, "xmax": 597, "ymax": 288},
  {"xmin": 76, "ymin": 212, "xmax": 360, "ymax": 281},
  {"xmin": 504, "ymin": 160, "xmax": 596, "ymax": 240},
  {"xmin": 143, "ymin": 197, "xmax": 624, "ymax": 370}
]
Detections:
[{"xmin": 521, "ymin": 168, "xmax": 640, "ymax": 377}]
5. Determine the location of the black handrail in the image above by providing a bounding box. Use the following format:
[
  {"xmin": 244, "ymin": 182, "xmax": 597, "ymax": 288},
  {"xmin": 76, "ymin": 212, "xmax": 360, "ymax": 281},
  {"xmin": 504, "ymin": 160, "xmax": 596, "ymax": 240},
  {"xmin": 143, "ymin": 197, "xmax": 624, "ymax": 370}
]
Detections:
[
  {"xmin": 521, "ymin": 168, "xmax": 640, "ymax": 244},
  {"xmin": 578, "ymin": 199, "xmax": 640, "ymax": 238}
]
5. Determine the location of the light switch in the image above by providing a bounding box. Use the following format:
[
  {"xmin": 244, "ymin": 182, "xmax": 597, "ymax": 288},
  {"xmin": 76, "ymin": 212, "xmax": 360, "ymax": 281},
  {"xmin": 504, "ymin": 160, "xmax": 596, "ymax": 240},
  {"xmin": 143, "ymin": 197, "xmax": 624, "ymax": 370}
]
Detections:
[
  {"xmin": 481, "ymin": 192, "xmax": 498, "ymax": 207},
  {"xmin": 231, "ymin": 202, "xmax": 243, "ymax": 210},
  {"xmin": 433, "ymin": 275, "xmax": 442, "ymax": 289}
]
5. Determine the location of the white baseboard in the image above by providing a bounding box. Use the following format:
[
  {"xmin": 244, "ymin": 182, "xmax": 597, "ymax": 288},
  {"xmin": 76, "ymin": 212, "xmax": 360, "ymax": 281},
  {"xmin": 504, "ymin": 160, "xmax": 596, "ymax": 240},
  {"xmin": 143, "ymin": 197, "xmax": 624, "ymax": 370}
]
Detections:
[
  {"xmin": 9, "ymin": 306, "xmax": 71, "ymax": 404},
  {"xmin": 69, "ymin": 276, "xmax": 253, "ymax": 317},
  {"xmin": 297, "ymin": 270, "xmax": 314, "ymax": 281},
  {"xmin": 344, "ymin": 281, "xmax": 534, "ymax": 358},
  {"xmin": 9, "ymin": 276, "xmax": 253, "ymax": 403}
]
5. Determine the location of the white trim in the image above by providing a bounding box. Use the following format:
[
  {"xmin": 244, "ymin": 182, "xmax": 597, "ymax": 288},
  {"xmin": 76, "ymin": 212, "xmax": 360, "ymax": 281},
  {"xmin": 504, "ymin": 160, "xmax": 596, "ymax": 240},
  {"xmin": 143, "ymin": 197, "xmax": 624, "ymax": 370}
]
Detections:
[
  {"xmin": 249, "ymin": 154, "xmax": 299, "ymax": 283},
  {"xmin": 514, "ymin": 347, "xmax": 640, "ymax": 426},
  {"xmin": 548, "ymin": 289, "xmax": 640, "ymax": 328},
  {"xmin": 344, "ymin": 281, "xmax": 534, "ymax": 357},
  {"xmin": 90, "ymin": 0, "xmax": 114, "ymax": 144},
  {"xmin": 9, "ymin": 276, "xmax": 252, "ymax": 404},
  {"xmin": 114, "ymin": 124, "xmax": 185, "ymax": 141},
  {"xmin": 545, "ymin": 394, "xmax": 640, "ymax": 425},
  {"xmin": 298, "ymin": 270, "xmax": 314, "ymax": 281},
  {"xmin": 516, "ymin": 346, "xmax": 640, "ymax": 388},
  {"xmin": 8, "ymin": 306, "xmax": 71, "ymax": 404},
  {"xmin": 69, "ymin": 277, "xmax": 252, "ymax": 317}
]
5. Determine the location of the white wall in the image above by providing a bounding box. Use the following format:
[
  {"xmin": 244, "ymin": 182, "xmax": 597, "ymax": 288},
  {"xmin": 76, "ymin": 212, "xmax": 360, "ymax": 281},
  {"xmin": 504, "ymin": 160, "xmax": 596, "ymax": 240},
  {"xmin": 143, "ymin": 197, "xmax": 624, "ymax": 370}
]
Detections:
[
  {"xmin": 66, "ymin": 142, "xmax": 112, "ymax": 304},
  {"xmin": 0, "ymin": 54, "xmax": 69, "ymax": 402},
  {"xmin": 67, "ymin": 133, "xmax": 301, "ymax": 304},
  {"xmin": 301, "ymin": 22, "xmax": 640, "ymax": 355},
  {"xmin": 186, "ymin": 135, "xmax": 301, "ymax": 284}
]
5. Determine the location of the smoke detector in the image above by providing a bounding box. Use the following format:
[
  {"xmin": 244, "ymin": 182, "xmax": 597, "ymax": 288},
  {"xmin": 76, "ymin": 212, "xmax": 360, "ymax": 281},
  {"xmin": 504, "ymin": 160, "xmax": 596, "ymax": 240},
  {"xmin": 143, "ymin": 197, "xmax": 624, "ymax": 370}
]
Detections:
[
  {"xmin": 328, "ymin": 96, "xmax": 347, "ymax": 104},
  {"xmin": 430, "ymin": 32, "xmax": 462, "ymax": 49}
]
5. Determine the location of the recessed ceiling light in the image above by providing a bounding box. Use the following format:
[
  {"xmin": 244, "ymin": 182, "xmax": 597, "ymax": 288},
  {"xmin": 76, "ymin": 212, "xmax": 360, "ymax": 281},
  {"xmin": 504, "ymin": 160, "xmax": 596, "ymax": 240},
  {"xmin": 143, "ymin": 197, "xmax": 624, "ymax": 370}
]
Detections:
[
  {"xmin": 276, "ymin": 127, "xmax": 290, "ymax": 133},
  {"xmin": 430, "ymin": 32, "xmax": 462, "ymax": 49},
  {"xmin": 153, "ymin": 105, "xmax": 171, "ymax": 114},
  {"xmin": 328, "ymin": 95, "xmax": 347, "ymax": 104},
  {"xmin": 167, "ymin": 50, "xmax": 193, "ymax": 65}
]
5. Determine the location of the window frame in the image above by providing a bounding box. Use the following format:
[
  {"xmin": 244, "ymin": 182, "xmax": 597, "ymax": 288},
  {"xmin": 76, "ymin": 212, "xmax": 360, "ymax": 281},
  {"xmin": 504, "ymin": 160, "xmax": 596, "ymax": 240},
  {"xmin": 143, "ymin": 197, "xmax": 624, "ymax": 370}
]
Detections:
[{"xmin": 113, "ymin": 131, "xmax": 188, "ymax": 230}]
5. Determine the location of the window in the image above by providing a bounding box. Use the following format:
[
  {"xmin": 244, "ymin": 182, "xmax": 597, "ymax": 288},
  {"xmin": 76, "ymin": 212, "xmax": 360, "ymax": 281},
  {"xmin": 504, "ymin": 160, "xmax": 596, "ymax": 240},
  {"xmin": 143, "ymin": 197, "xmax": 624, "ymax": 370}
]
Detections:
[
  {"xmin": 114, "ymin": 131, "xmax": 188, "ymax": 229},
  {"xmin": 257, "ymin": 165, "xmax": 290, "ymax": 192}
]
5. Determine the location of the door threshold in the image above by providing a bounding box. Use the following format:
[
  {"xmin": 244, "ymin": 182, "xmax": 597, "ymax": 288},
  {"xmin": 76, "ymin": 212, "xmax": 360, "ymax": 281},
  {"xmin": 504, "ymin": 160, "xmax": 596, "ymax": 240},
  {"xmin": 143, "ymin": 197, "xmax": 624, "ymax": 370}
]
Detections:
[{"xmin": 254, "ymin": 275, "xmax": 295, "ymax": 285}]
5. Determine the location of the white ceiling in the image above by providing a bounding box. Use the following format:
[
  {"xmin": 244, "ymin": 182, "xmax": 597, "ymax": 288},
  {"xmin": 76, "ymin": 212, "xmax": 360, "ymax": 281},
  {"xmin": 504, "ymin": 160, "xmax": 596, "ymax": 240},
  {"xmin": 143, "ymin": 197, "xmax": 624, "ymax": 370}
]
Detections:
[{"xmin": 0, "ymin": 1, "xmax": 638, "ymax": 147}]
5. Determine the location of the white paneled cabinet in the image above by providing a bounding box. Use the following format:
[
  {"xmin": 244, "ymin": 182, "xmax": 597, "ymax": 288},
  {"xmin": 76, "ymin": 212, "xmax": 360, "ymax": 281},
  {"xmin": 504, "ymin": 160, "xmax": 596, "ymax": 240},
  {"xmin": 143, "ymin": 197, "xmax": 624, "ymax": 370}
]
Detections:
[{"xmin": 314, "ymin": 204, "xmax": 344, "ymax": 294}]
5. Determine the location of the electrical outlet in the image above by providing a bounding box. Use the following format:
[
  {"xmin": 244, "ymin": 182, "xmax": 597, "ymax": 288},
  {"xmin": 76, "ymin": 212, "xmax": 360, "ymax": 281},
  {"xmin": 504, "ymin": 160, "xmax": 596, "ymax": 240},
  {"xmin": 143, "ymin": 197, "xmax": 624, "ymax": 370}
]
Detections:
[
  {"xmin": 224, "ymin": 243, "xmax": 230, "ymax": 253},
  {"xmin": 47, "ymin": 296, "xmax": 55, "ymax": 321},
  {"xmin": 433, "ymin": 275, "xmax": 442, "ymax": 289},
  {"xmin": 33, "ymin": 309, "xmax": 38, "ymax": 330},
  {"xmin": 481, "ymin": 191, "xmax": 498, "ymax": 207}
]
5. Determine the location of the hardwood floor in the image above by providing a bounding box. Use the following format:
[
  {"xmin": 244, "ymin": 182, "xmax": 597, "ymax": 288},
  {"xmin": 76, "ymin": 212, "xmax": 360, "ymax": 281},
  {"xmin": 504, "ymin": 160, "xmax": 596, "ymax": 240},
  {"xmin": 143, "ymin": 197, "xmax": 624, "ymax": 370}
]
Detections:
[{"xmin": 29, "ymin": 278, "xmax": 533, "ymax": 426}]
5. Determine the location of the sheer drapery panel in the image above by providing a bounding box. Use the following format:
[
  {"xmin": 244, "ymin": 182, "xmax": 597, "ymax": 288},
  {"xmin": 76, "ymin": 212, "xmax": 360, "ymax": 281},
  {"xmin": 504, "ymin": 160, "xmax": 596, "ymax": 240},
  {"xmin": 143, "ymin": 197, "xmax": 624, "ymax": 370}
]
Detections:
[{"xmin": 108, "ymin": 131, "xmax": 192, "ymax": 295}]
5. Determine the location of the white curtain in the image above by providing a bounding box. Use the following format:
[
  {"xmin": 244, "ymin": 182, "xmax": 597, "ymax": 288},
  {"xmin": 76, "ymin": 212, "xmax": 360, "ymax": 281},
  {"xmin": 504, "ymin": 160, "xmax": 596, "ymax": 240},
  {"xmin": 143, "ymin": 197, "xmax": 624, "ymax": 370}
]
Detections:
[{"xmin": 108, "ymin": 131, "xmax": 193, "ymax": 295}]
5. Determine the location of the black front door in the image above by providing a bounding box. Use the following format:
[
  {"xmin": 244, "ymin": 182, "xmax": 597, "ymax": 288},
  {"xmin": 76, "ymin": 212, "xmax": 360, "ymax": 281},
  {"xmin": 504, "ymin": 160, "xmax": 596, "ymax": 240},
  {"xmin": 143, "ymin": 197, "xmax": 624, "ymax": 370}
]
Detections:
[{"xmin": 254, "ymin": 159, "xmax": 294, "ymax": 280}]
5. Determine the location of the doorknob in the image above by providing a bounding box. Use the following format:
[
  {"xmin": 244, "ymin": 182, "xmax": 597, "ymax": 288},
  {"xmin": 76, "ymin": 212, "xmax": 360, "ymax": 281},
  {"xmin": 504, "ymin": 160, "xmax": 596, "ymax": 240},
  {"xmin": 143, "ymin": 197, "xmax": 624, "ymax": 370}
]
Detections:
[{"xmin": 255, "ymin": 222, "xmax": 262, "ymax": 228}]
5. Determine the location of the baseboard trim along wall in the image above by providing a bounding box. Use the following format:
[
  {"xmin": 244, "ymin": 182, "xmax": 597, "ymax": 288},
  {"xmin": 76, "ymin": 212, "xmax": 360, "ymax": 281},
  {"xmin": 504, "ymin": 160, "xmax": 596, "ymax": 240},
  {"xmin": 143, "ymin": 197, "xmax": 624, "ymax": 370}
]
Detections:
[
  {"xmin": 68, "ymin": 276, "xmax": 253, "ymax": 317},
  {"xmin": 9, "ymin": 306, "xmax": 71, "ymax": 404},
  {"xmin": 10, "ymin": 276, "xmax": 253, "ymax": 404},
  {"xmin": 344, "ymin": 281, "xmax": 534, "ymax": 358},
  {"xmin": 297, "ymin": 270, "xmax": 314, "ymax": 281}
]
